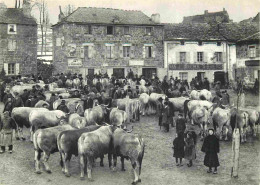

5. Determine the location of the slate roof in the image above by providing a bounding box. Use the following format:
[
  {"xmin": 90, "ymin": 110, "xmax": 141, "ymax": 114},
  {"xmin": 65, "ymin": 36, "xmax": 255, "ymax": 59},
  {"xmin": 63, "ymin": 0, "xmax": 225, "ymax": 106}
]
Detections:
[
  {"xmin": 164, "ymin": 22, "xmax": 259, "ymax": 42},
  {"xmin": 0, "ymin": 8, "xmax": 37, "ymax": 25},
  {"xmin": 56, "ymin": 7, "xmax": 161, "ymax": 26},
  {"xmin": 238, "ymin": 32, "xmax": 260, "ymax": 42}
]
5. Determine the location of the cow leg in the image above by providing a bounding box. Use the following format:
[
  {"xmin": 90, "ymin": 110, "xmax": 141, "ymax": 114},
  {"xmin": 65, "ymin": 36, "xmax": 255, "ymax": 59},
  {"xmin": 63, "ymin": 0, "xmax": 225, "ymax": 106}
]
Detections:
[
  {"xmin": 100, "ymin": 155, "xmax": 104, "ymax": 167},
  {"xmin": 224, "ymin": 126, "xmax": 229, "ymax": 141},
  {"xmin": 34, "ymin": 150, "xmax": 42, "ymax": 174},
  {"xmin": 112, "ymin": 154, "xmax": 117, "ymax": 171},
  {"xmin": 108, "ymin": 153, "xmax": 112, "ymax": 169},
  {"xmin": 64, "ymin": 153, "xmax": 72, "ymax": 177},
  {"xmin": 60, "ymin": 152, "xmax": 65, "ymax": 173},
  {"xmin": 87, "ymin": 156, "xmax": 94, "ymax": 181},
  {"xmin": 204, "ymin": 124, "xmax": 208, "ymax": 138},
  {"xmin": 240, "ymin": 128, "xmax": 244, "ymax": 143},
  {"xmin": 252, "ymin": 123, "xmax": 257, "ymax": 137},
  {"xmin": 30, "ymin": 127, "xmax": 33, "ymax": 142},
  {"xmin": 19, "ymin": 127, "xmax": 26, "ymax": 141},
  {"xmin": 121, "ymin": 157, "xmax": 126, "ymax": 171},
  {"xmin": 131, "ymin": 160, "xmax": 139, "ymax": 185},
  {"xmin": 42, "ymin": 152, "xmax": 52, "ymax": 173},
  {"xmin": 137, "ymin": 107, "xmax": 140, "ymax": 121},
  {"xmin": 79, "ymin": 154, "xmax": 85, "ymax": 180}
]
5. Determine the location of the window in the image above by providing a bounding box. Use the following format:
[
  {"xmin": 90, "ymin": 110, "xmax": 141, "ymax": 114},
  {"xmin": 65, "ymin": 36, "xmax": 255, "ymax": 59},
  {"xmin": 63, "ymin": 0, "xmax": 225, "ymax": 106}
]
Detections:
[
  {"xmin": 197, "ymin": 52, "xmax": 203, "ymax": 62},
  {"xmin": 8, "ymin": 39, "xmax": 16, "ymax": 51},
  {"xmin": 215, "ymin": 52, "xmax": 222, "ymax": 62},
  {"xmin": 123, "ymin": 46, "xmax": 130, "ymax": 58},
  {"xmin": 84, "ymin": 46, "xmax": 89, "ymax": 59},
  {"xmin": 8, "ymin": 64, "xmax": 15, "ymax": 75},
  {"xmin": 85, "ymin": 25, "xmax": 92, "ymax": 34},
  {"xmin": 198, "ymin": 41, "xmax": 202, "ymax": 46},
  {"xmin": 146, "ymin": 27, "xmax": 152, "ymax": 35},
  {"xmin": 56, "ymin": 38, "xmax": 61, "ymax": 46},
  {"xmin": 8, "ymin": 24, "xmax": 17, "ymax": 34},
  {"xmin": 106, "ymin": 46, "xmax": 113, "ymax": 58},
  {"xmin": 179, "ymin": 72, "xmax": 188, "ymax": 81},
  {"xmin": 180, "ymin": 52, "xmax": 186, "ymax": 63},
  {"xmin": 145, "ymin": 46, "xmax": 152, "ymax": 58},
  {"xmin": 107, "ymin": 26, "xmax": 114, "ymax": 35},
  {"xmin": 181, "ymin": 41, "xmax": 185, "ymax": 45},
  {"xmin": 217, "ymin": 42, "xmax": 221, "ymax": 46},
  {"xmin": 249, "ymin": 46, "xmax": 256, "ymax": 58},
  {"xmin": 124, "ymin": 26, "xmax": 130, "ymax": 35}
]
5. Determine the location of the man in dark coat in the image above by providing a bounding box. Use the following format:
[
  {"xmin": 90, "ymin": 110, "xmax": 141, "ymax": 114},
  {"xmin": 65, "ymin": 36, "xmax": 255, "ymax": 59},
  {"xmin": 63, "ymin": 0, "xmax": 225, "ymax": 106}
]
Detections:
[
  {"xmin": 20, "ymin": 89, "xmax": 29, "ymax": 104},
  {"xmin": 3, "ymin": 98, "xmax": 13, "ymax": 115},
  {"xmin": 203, "ymin": 77, "xmax": 210, "ymax": 90},
  {"xmin": 201, "ymin": 128, "xmax": 220, "ymax": 174},
  {"xmin": 57, "ymin": 100, "xmax": 70, "ymax": 113},
  {"xmin": 157, "ymin": 97, "xmax": 163, "ymax": 129},
  {"xmin": 13, "ymin": 92, "xmax": 24, "ymax": 108},
  {"xmin": 83, "ymin": 95, "xmax": 93, "ymax": 110},
  {"xmin": 176, "ymin": 113, "xmax": 186, "ymax": 135},
  {"xmin": 172, "ymin": 132, "xmax": 185, "ymax": 166},
  {"xmin": 162, "ymin": 102, "xmax": 171, "ymax": 132},
  {"xmin": 30, "ymin": 95, "xmax": 39, "ymax": 107}
]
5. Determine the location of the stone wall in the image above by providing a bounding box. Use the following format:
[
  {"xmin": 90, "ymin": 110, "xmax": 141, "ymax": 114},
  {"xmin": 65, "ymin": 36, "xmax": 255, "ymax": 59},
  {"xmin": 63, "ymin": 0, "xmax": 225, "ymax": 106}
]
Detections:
[
  {"xmin": 0, "ymin": 23, "xmax": 37, "ymax": 75},
  {"xmin": 53, "ymin": 23, "xmax": 164, "ymax": 75}
]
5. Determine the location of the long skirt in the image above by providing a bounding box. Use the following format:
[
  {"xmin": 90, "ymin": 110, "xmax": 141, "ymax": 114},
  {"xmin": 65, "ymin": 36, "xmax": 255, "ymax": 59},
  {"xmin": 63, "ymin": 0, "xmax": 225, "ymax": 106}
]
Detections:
[
  {"xmin": 204, "ymin": 152, "xmax": 220, "ymax": 167},
  {"xmin": 0, "ymin": 133, "xmax": 13, "ymax": 146}
]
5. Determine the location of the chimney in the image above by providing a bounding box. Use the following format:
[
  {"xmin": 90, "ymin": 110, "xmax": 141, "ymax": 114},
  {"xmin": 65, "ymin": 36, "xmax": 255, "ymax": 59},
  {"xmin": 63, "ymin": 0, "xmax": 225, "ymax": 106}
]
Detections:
[
  {"xmin": 223, "ymin": 8, "xmax": 226, "ymax": 12},
  {"xmin": 22, "ymin": 0, "xmax": 31, "ymax": 17},
  {"xmin": 204, "ymin": 10, "xmax": 208, "ymax": 15},
  {"xmin": 0, "ymin": 2, "xmax": 7, "ymax": 14},
  {"xmin": 58, "ymin": 6, "xmax": 65, "ymax": 22},
  {"xmin": 151, "ymin": 13, "xmax": 160, "ymax": 24}
]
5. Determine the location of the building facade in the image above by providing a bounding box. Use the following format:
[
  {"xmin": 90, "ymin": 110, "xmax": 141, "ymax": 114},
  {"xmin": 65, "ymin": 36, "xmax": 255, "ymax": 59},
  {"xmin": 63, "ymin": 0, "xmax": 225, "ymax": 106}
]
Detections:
[
  {"xmin": 52, "ymin": 7, "xmax": 165, "ymax": 79},
  {"xmin": 236, "ymin": 32, "xmax": 260, "ymax": 81},
  {"xmin": 164, "ymin": 23, "xmax": 236, "ymax": 84},
  {"xmin": 0, "ymin": 1, "xmax": 37, "ymax": 76}
]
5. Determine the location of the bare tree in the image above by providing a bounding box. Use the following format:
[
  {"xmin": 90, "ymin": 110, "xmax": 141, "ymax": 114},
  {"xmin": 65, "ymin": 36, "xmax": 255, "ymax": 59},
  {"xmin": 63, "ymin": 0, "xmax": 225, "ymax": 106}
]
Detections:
[{"xmin": 64, "ymin": 4, "xmax": 76, "ymax": 16}]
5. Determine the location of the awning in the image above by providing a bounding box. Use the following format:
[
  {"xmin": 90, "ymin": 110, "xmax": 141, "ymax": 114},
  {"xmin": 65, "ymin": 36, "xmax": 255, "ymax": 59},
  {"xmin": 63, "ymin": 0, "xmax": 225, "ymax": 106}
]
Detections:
[{"xmin": 245, "ymin": 60, "xmax": 260, "ymax": 66}]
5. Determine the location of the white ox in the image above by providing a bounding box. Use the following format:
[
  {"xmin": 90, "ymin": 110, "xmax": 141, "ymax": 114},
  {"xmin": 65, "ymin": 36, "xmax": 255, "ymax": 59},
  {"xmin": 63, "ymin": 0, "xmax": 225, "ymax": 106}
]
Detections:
[{"xmin": 190, "ymin": 89, "xmax": 212, "ymax": 101}]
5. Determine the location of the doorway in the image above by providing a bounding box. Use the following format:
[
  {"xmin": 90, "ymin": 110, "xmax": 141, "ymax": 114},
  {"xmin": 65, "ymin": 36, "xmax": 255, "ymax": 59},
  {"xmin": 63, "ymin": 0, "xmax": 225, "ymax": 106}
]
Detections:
[
  {"xmin": 88, "ymin": 69, "xmax": 94, "ymax": 78},
  {"xmin": 214, "ymin": 71, "xmax": 225, "ymax": 84},
  {"xmin": 197, "ymin": 72, "xmax": 205, "ymax": 81},
  {"xmin": 113, "ymin": 68, "xmax": 125, "ymax": 78},
  {"xmin": 142, "ymin": 68, "xmax": 156, "ymax": 79}
]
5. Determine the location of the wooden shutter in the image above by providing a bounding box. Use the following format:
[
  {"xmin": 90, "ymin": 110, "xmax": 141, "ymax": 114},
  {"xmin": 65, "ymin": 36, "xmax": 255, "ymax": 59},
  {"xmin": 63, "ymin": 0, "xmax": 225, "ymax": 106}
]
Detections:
[
  {"xmin": 222, "ymin": 52, "xmax": 226, "ymax": 63},
  {"xmin": 186, "ymin": 52, "xmax": 190, "ymax": 63},
  {"xmin": 130, "ymin": 46, "xmax": 135, "ymax": 58},
  {"xmin": 8, "ymin": 39, "xmax": 12, "ymax": 51},
  {"xmin": 176, "ymin": 52, "xmax": 180, "ymax": 63},
  {"xmin": 111, "ymin": 46, "xmax": 114, "ymax": 58},
  {"xmin": 203, "ymin": 52, "xmax": 208, "ymax": 63},
  {"xmin": 119, "ymin": 45, "xmax": 123, "ymax": 58},
  {"xmin": 4, "ymin": 63, "xmax": 8, "ymax": 75},
  {"xmin": 15, "ymin": 63, "xmax": 20, "ymax": 75},
  {"xmin": 142, "ymin": 46, "xmax": 146, "ymax": 58},
  {"xmin": 145, "ymin": 47, "xmax": 149, "ymax": 58},
  {"xmin": 80, "ymin": 47, "xmax": 84, "ymax": 58},
  {"xmin": 194, "ymin": 52, "xmax": 197, "ymax": 63},
  {"xmin": 152, "ymin": 46, "xmax": 156, "ymax": 58}
]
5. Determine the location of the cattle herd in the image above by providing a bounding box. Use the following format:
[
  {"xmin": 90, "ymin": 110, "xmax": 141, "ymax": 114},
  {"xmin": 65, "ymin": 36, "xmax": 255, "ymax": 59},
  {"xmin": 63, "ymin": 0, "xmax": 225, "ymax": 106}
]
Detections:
[{"xmin": 0, "ymin": 76, "xmax": 259, "ymax": 184}]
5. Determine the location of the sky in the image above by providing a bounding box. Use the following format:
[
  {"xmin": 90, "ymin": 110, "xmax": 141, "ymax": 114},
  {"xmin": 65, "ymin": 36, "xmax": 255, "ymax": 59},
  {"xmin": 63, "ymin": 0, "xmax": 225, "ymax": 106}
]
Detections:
[{"xmin": 2, "ymin": 0, "xmax": 260, "ymax": 24}]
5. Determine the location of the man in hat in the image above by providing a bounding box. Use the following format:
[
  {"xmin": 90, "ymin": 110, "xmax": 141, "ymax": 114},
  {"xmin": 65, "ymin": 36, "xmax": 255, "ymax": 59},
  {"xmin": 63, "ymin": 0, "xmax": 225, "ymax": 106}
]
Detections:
[
  {"xmin": 220, "ymin": 90, "xmax": 230, "ymax": 108},
  {"xmin": 49, "ymin": 93, "xmax": 57, "ymax": 110},
  {"xmin": 21, "ymin": 89, "xmax": 29, "ymax": 104},
  {"xmin": 83, "ymin": 94, "xmax": 93, "ymax": 110},
  {"xmin": 203, "ymin": 77, "xmax": 210, "ymax": 91},
  {"xmin": 13, "ymin": 92, "xmax": 24, "ymax": 108},
  {"xmin": 25, "ymin": 95, "xmax": 33, "ymax": 107},
  {"xmin": 71, "ymin": 89, "xmax": 81, "ymax": 98},
  {"xmin": 162, "ymin": 101, "xmax": 171, "ymax": 132},
  {"xmin": 57, "ymin": 100, "xmax": 70, "ymax": 113},
  {"xmin": 2, "ymin": 89, "xmax": 13, "ymax": 105},
  {"xmin": 30, "ymin": 95, "xmax": 39, "ymax": 107},
  {"xmin": 3, "ymin": 98, "xmax": 13, "ymax": 115},
  {"xmin": 201, "ymin": 127, "xmax": 220, "ymax": 174},
  {"xmin": 157, "ymin": 97, "xmax": 164, "ymax": 129},
  {"xmin": 176, "ymin": 113, "xmax": 187, "ymax": 135}
]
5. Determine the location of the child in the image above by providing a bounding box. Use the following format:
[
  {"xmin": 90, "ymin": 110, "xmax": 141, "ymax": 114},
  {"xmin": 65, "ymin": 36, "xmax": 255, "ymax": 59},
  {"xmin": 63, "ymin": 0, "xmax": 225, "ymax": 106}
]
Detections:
[
  {"xmin": 172, "ymin": 132, "xmax": 185, "ymax": 166},
  {"xmin": 201, "ymin": 128, "xmax": 220, "ymax": 174},
  {"xmin": 184, "ymin": 131, "xmax": 197, "ymax": 167},
  {"xmin": 0, "ymin": 111, "xmax": 16, "ymax": 154}
]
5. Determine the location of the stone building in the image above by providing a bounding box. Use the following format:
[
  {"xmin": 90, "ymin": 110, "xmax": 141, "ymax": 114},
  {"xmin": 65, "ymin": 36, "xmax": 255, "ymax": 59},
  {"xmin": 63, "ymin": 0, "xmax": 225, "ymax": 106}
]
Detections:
[
  {"xmin": 52, "ymin": 7, "xmax": 164, "ymax": 79},
  {"xmin": 183, "ymin": 8, "xmax": 230, "ymax": 24},
  {"xmin": 236, "ymin": 32, "xmax": 260, "ymax": 81},
  {"xmin": 164, "ymin": 23, "xmax": 236, "ymax": 84},
  {"xmin": 0, "ymin": 1, "xmax": 37, "ymax": 76}
]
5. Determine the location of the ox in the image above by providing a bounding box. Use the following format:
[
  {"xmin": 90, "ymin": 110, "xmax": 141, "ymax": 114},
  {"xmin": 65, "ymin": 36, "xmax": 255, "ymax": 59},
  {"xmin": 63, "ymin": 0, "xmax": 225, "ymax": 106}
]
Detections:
[
  {"xmin": 57, "ymin": 125, "xmax": 102, "ymax": 177},
  {"xmin": 29, "ymin": 110, "xmax": 68, "ymax": 141},
  {"xmin": 191, "ymin": 106, "xmax": 210, "ymax": 139},
  {"xmin": 184, "ymin": 100, "xmax": 215, "ymax": 120},
  {"xmin": 53, "ymin": 98, "xmax": 84, "ymax": 116},
  {"xmin": 139, "ymin": 93, "xmax": 149, "ymax": 116},
  {"xmin": 147, "ymin": 93, "xmax": 166, "ymax": 115},
  {"xmin": 212, "ymin": 107, "xmax": 231, "ymax": 140},
  {"xmin": 109, "ymin": 108, "xmax": 127, "ymax": 127},
  {"xmin": 78, "ymin": 125, "xmax": 114, "ymax": 181},
  {"xmin": 230, "ymin": 108, "xmax": 249, "ymax": 143},
  {"xmin": 68, "ymin": 113, "xmax": 89, "ymax": 128},
  {"xmin": 168, "ymin": 97, "xmax": 189, "ymax": 116},
  {"xmin": 35, "ymin": 100, "xmax": 50, "ymax": 109},
  {"xmin": 111, "ymin": 128, "xmax": 145, "ymax": 185},
  {"xmin": 84, "ymin": 105, "xmax": 109, "ymax": 125},
  {"xmin": 190, "ymin": 89, "xmax": 212, "ymax": 101},
  {"xmin": 33, "ymin": 121, "xmax": 78, "ymax": 174},
  {"xmin": 11, "ymin": 107, "xmax": 48, "ymax": 140}
]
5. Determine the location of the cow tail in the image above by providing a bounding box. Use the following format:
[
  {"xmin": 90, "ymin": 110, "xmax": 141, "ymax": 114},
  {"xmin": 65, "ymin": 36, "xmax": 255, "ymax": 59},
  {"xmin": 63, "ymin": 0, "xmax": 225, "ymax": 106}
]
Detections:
[
  {"xmin": 32, "ymin": 130, "xmax": 38, "ymax": 150},
  {"xmin": 57, "ymin": 132, "xmax": 62, "ymax": 151},
  {"xmin": 138, "ymin": 137, "xmax": 145, "ymax": 176}
]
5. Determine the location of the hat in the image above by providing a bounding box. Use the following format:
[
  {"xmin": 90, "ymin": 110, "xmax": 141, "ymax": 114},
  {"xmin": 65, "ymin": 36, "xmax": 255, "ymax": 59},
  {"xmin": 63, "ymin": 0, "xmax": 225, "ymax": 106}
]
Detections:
[
  {"xmin": 208, "ymin": 127, "xmax": 214, "ymax": 132},
  {"xmin": 61, "ymin": 99, "xmax": 66, "ymax": 103}
]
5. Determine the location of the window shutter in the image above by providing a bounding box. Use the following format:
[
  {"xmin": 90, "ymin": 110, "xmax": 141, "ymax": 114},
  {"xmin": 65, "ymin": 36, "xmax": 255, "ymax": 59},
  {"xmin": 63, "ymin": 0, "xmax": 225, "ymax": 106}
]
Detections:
[
  {"xmin": 194, "ymin": 52, "xmax": 197, "ymax": 63},
  {"xmin": 8, "ymin": 39, "xmax": 12, "ymax": 51},
  {"xmin": 80, "ymin": 47, "xmax": 84, "ymax": 58},
  {"xmin": 222, "ymin": 52, "xmax": 226, "ymax": 63},
  {"xmin": 130, "ymin": 46, "xmax": 135, "ymax": 58},
  {"xmin": 145, "ymin": 47, "xmax": 149, "ymax": 58},
  {"xmin": 142, "ymin": 46, "xmax": 146, "ymax": 58},
  {"xmin": 111, "ymin": 46, "xmax": 114, "ymax": 58},
  {"xmin": 4, "ymin": 63, "xmax": 8, "ymax": 75},
  {"xmin": 90, "ymin": 45, "xmax": 95, "ymax": 59},
  {"xmin": 176, "ymin": 52, "xmax": 180, "ymax": 63},
  {"xmin": 15, "ymin": 63, "xmax": 20, "ymax": 75},
  {"xmin": 152, "ymin": 46, "xmax": 156, "ymax": 58},
  {"xmin": 203, "ymin": 52, "xmax": 208, "ymax": 63},
  {"xmin": 119, "ymin": 46, "xmax": 123, "ymax": 58},
  {"xmin": 13, "ymin": 40, "xmax": 16, "ymax": 50},
  {"xmin": 186, "ymin": 52, "xmax": 190, "ymax": 63}
]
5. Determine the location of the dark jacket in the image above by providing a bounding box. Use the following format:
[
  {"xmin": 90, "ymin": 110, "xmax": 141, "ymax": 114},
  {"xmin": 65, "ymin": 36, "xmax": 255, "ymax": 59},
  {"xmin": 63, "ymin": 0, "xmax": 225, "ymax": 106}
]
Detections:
[
  {"xmin": 184, "ymin": 136, "xmax": 196, "ymax": 160},
  {"xmin": 176, "ymin": 117, "xmax": 186, "ymax": 134},
  {"xmin": 3, "ymin": 101, "xmax": 13, "ymax": 114},
  {"xmin": 173, "ymin": 134, "xmax": 185, "ymax": 158},
  {"xmin": 84, "ymin": 98, "xmax": 93, "ymax": 110},
  {"xmin": 57, "ymin": 104, "xmax": 70, "ymax": 113},
  {"xmin": 201, "ymin": 134, "xmax": 220, "ymax": 167},
  {"xmin": 13, "ymin": 97, "xmax": 24, "ymax": 107}
]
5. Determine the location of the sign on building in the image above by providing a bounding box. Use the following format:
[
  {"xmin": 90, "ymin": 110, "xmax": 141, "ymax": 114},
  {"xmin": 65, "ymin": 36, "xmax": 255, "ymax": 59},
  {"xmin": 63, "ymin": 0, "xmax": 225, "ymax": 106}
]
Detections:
[
  {"xmin": 68, "ymin": 58, "xmax": 82, "ymax": 67},
  {"xmin": 129, "ymin": 60, "xmax": 144, "ymax": 66},
  {"xmin": 169, "ymin": 64, "xmax": 223, "ymax": 70}
]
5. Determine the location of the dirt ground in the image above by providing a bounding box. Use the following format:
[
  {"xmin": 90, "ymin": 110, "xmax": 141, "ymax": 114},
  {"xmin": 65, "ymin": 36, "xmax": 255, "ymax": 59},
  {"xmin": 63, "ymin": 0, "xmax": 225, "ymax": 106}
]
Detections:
[{"xmin": 0, "ymin": 90, "xmax": 259, "ymax": 185}]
